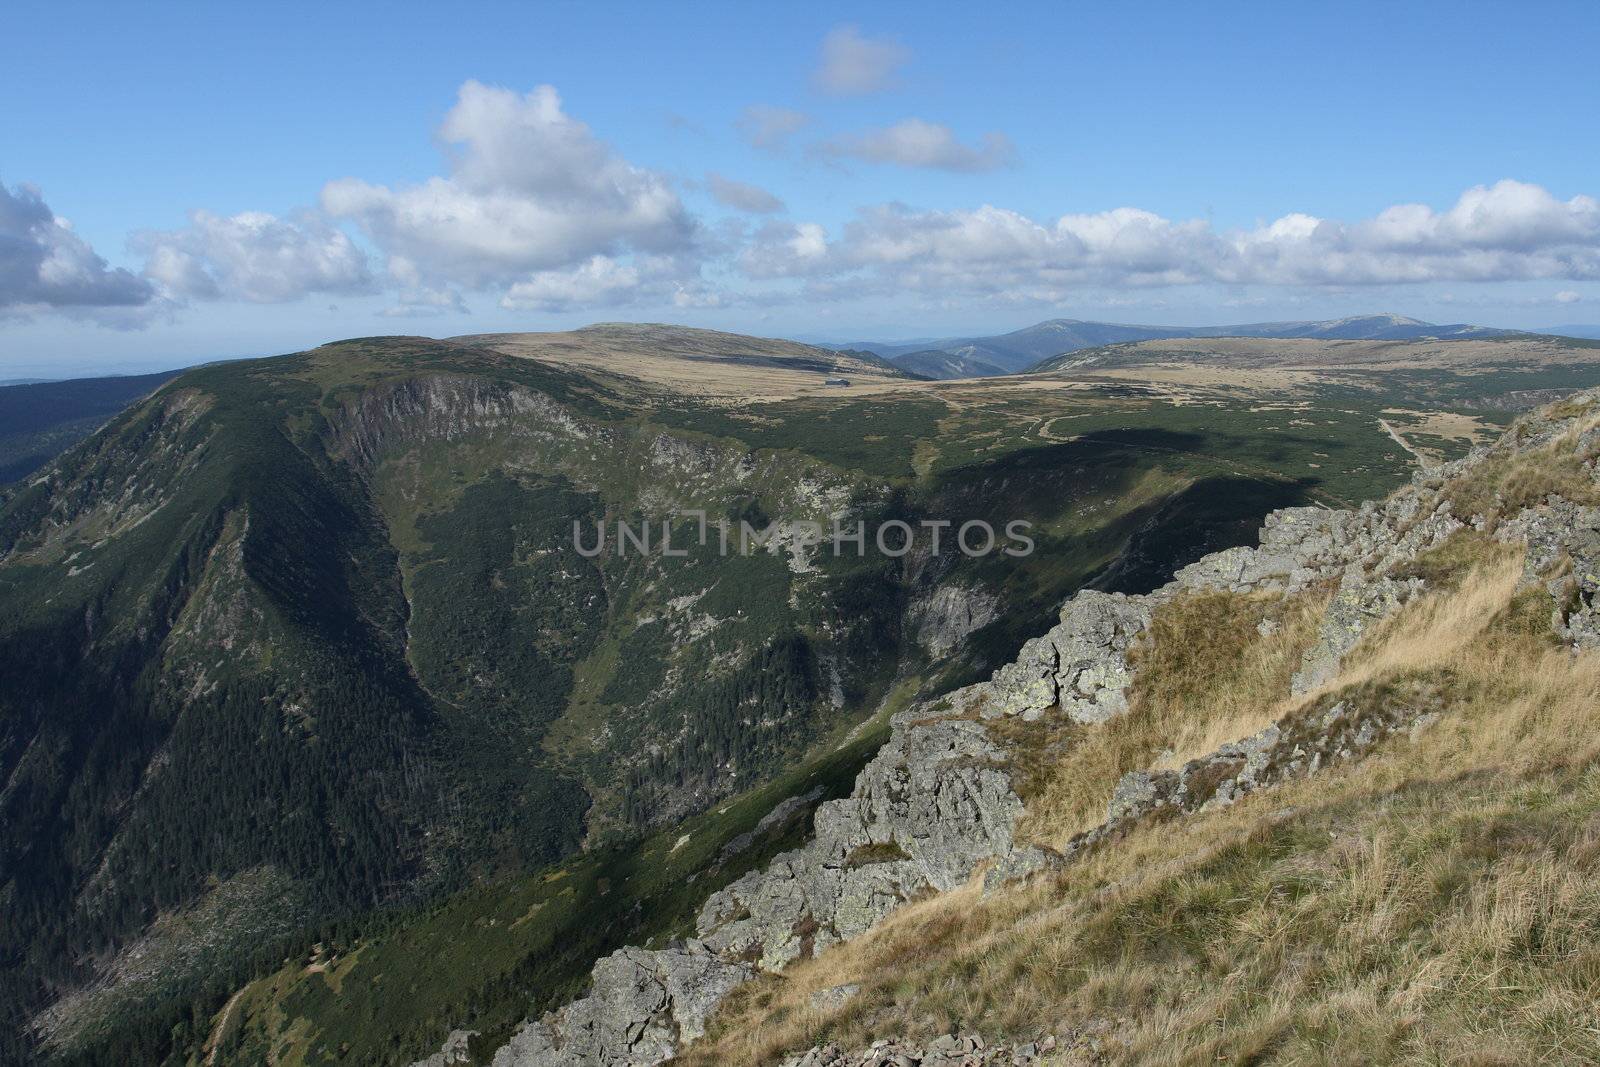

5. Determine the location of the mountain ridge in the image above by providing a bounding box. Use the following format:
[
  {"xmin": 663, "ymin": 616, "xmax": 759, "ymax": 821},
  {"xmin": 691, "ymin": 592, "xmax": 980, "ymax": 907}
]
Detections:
[{"xmin": 827, "ymin": 314, "xmax": 1516, "ymax": 379}]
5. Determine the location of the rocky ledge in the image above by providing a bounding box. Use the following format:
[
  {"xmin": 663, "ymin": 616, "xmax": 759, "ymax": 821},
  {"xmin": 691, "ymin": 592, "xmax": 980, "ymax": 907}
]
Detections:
[{"xmin": 489, "ymin": 716, "xmax": 1030, "ymax": 1066}]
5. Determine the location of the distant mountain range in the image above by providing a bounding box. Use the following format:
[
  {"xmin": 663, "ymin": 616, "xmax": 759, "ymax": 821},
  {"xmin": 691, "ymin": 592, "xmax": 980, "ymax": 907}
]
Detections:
[
  {"xmin": 826, "ymin": 314, "xmax": 1516, "ymax": 379},
  {"xmin": 0, "ymin": 370, "xmax": 181, "ymax": 483},
  {"xmin": 1541, "ymin": 324, "xmax": 1600, "ymax": 341}
]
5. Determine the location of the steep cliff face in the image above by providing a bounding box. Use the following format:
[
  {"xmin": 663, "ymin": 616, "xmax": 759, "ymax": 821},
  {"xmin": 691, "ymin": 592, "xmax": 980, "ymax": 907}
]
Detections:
[{"xmin": 473, "ymin": 387, "xmax": 1600, "ymax": 1067}]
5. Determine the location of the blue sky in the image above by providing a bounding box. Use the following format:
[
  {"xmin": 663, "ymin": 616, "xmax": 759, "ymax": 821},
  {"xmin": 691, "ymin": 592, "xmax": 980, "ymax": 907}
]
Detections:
[{"xmin": 3, "ymin": 0, "xmax": 1599, "ymax": 375}]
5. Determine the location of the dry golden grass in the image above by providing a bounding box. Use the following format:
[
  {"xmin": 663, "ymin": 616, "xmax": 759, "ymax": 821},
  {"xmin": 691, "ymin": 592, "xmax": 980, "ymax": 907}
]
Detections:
[
  {"xmin": 1080, "ymin": 364, "xmax": 1319, "ymax": 395},
  {"xmin": 454, "ymin": 323, "xmax": 922, "ymax": 401},
  {"xmin": 682, "ymin": 543, "xmax": 1600, "ymax": 1066},
  {"xmin": 1447, "ymin": 414, "xmax": 1600, "ymax": 519},
  {"xmin": 1380, "ymin": 407, "xmax": 1493, "ymax": 447},
  {"xmin": 1313, "ymin": 555, "xmax": 1523, "ymax": 694},
  {"xmin": 1001, "ymin": 585, "xmax": 1330, "ymax": 847}
]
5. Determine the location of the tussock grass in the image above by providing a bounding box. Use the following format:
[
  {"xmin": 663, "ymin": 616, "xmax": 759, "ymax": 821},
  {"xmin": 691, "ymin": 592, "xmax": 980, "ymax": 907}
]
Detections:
[
  {"xmin": 1004, "ymin": 585, "xmax": 1330, "ymax": 847},
  {"xmin": 683, "ymin": 545, "xmax": 1600, "ymax": 1066},
  {"xmin": 1388, "ymin": 527, "xmax": 1516, "ymax": 590},
  {"xmin": 1446, "ymin": 414, "xmax": 1600, "ymax": 519},
  {"xmin": 1312, "ymin": 553, "xmax": 1525, "ymax": 698}
]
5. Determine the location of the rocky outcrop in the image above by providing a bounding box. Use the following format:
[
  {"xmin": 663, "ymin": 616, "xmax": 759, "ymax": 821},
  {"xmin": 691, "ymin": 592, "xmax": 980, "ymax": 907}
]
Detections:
[
  {"xmin": 412, "ymin": 1029, "xmax": 478, "ymax": 1067},
  {"xmin": 698, "ymin": 719, "xmax": 1022, "ymax": 970},
  {"xmin": 1289, "ymin": 572, "xmax": 1425, "ymax": 694},
  {"xmin": 907, "ymin": 584, "xmax": 1001, "ymax": 658},
  {"xmin": 1094, "ymin": 690, "xmax": 1434, "ymax": 844},
  {"xmin": 489, "ymin": 716, "xmax": 1032, "ymax": 1066},
  {"xmin": 328, "ymin": 375, "xmax": 591, "ymax": 474},
  {"xmin": 780, "ymin": 1033, "xmax": 1058, "ymax": 1067},
  {"xmin": 491, "ymin": 945, "xmax": 752, "ymax": 1067},
  {"xmin": 1501, "ymin": 499, "xmax": 1600, "ymax": 648},
  {"xmin": 1173, "ymin": 478, "xmax": 1466, "ymax": 693},
  {"xmin": 983, "ymin": 590, "xmax": 1152, "ymax": 722},
  {"xmin": 978, "ymin": 465, "xmax": 1476, "ymax": 728}
]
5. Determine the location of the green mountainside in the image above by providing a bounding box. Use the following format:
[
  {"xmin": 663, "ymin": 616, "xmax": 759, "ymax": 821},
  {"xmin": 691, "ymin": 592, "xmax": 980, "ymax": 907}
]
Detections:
[{"xmin": 5, "ymin": 326, "xmax": 1561, "ymax": 1064}]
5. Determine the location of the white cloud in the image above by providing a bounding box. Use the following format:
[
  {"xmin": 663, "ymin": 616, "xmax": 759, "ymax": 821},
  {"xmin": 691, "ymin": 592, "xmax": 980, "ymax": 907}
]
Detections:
[
  {"xmin": 821, "ymin": 119, "xmax": 1015, "ymax": 172},
  {"xmin": 736, "ymin": 105, "xmax": 810, "ymax": 151},
  {"xmin": 814, "ymin": 25, "xmax": 908, "ymax": 96},
  {"xmin": 706, "ymin": 173, "xmax": 785, "ymax": 214},
  {"xmin": 738, "ymin": 221, "xmax": 832, "ymax": 279},
  {"xmin": 501, "ymin": 255, "xmax": 641, "ymax": 310},
  {"xmin": 380, "ymin": 256, "xmax": 469, "ymax": 317},
  {"xmin": 323, "ymin": 81, "xmax": 694, "ymax": 292},
  {"xmin": 0, "ymin": 180, "xmax": 153, "ymax": 318},
  {"xmin": 1227, "ymin": 181, "xmax": 1600, "ymax": 286},
  {"xmin": 741, "ymin": 181, "xmax": 1600, "ymax": 303},
  {"xmin": 500, "ymin": 253, "xmax": 719, "ymax": 313},
  {"xmin": 136, "ymin": 210, "xmax": 372, "ymax": 302},
  {"xmin": 61, "ymin": 62, "xmax": 1600, "ymax": 332}
]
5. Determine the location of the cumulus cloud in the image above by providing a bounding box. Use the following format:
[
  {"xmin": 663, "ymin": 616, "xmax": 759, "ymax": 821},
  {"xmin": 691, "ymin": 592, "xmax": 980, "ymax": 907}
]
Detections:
[
  {"xmin": 323, "ymin": 81, "xmax": 694, "ymax": 293},
  {"xmin": 1557, "ymin": 289, "xmax": 1582, "ymax": 304},
  {"xmin": 814, "ymin": 25, "xmax": 908, "ymax": 96},
  {"xmin": 706, "ymin": 173, "xmax": 785, "ymax": 214},
  {"xmin": 1227, "ymin": 180, "xmax": 1600, "ymax": 286},
  {"xmin": 501, "ymin": 255, "xmax": 643, "ymax": 310},
  {"xmin": 736, "ymin": 105, "xmax": 811, "ymax": 151},
  {"xmin": 738, "ymin": 221, "xmax": 832, "ymax": 279},
  {"xmin": 136, "ymin": 209, "xmax": 372, "ymax": 302},
  {"xmin": 377, "ymin": 256, "xmax": 471, "ymax": 317},
  {"xmin": 500, "ymin": 253, "xmax": 720, "ymax": 313},
  {"xmin": 821, "ymin": 120, "xmax": 1016, "ymax": 172},
  {"xmin": 740, "ymin": 181, "xmax": 1600, "ymax": 303},
  {"xmin": 0, "ymin": 180, "xmax": 152, "ymax": 317}
]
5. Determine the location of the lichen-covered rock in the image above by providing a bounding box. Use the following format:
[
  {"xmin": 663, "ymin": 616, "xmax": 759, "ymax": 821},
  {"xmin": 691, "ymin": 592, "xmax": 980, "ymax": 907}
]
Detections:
[
  {"xmin": 984, "ymin": 590, "xmax": 1151, "ymax": 722},
  {"xmin": 808, "ymin": 982, "xmax": 861, "ymax": 1011},
  {"xmin": 984, "ymin": 634, "xmax": 1059, "ymax": 719},
  {"xmin": 1499, "ymin": 500, "xmax": 1600, "ymax": 647},
  {"xmin": 489, "ymin": 943, "xmax": 752, "ymax": 1067},
  {"xmin": 981, "ymin": 844, "xmax": 1064, "ymax": 894},
  {"xmin": 698, "ymin": 718, "xmax": 1024, "ymax": 970},
  {"xmin": 1290, "ymin": 572, "xmax": 1425, "ymax": 694},
  {"xmin": 1173, "ymin": 506, "xmax": 1353, "ymax": 594},
  {"xmin": 1050, "ymin": 591, "xmax": 1153, "ymax": 723},
  {"xmin": 1175, "ymin": 484, "xmax": 1460, "ymax": 603},
  {"xmin": 779, "ymin": 1033, "xmax": 1057, "ymax": 1066},
  {"xmin": 1105, "ymin": 770, "xmax": 1161, "ymax": 824}
]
